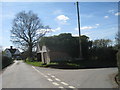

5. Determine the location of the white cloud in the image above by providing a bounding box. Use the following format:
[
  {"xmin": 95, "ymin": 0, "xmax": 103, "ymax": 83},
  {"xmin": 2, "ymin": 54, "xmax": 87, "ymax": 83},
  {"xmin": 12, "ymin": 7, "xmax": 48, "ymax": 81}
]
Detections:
[
  {"xmin": 81, "ymin": 26, "xmax": 94, "ymax": 30},
  {"xmin": 96, "ymin": 24, "xmax": 100, "ymax": 26},
  {"xmin": 72, "ymin": 34, "xmax": 79, "ymax": 37},
  {"xmin": 108, "ymin": 9, "xmax": 115, "ymax": 14},
  {"xmin": 75, "ymin": 26, "xmax": 94, "ymax": 30},
  {"xmin": 55, "ymin": 27, "xmax": 61, "ymax": 31},
  {"xmin": 72, "ymin": 32, "xmax": 90, "ymax": 37},
  {"xmin": 108, "ymin": 10, "xmax": 120, "ymax": 16},
  {"xmin": 36, "ymin": 27, "xmax": 61, "ymax": 34},
  {"xmin": 73, "ymin": 27, "xmax": 117, "ymax": 41},
  {"xmin": 51, "ymin": 27, "xmax": 61, "ymax": 32},
  {"xmin": 75, "ymin": 24, "xmax": 100, "ymax": 31},
  {"xmin": 115, "ymin": 12, "xmax": 120, "ymax": 16},
  {"xmin": 104, "ymin": 16, "xmax": 109, "ymax": 19},
  {"xmin": 36, "ymin": 29, "xmax": 51, "ymax": 34},
  {"xmin": 56, "ymin": 15, "xmax": 69, "ymax": 23}
]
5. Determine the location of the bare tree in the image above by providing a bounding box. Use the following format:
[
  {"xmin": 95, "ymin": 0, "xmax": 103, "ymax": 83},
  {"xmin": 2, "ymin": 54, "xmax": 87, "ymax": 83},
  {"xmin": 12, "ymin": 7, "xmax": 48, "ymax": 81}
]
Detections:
[{"xmin": 11, "ymin": 11, "xmax": 50, "ymax": 58}]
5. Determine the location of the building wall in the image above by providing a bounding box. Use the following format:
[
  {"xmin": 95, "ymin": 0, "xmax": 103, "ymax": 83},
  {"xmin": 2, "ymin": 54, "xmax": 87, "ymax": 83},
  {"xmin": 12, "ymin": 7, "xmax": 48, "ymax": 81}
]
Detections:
[
  {"xmin": 4, "ymin": 49, "xmax": 12, "ymax": 58},
  {"xmin": 37, "ymin": 53, "xmax": 42, "ymax": 61},
  {"xmin": 49, "ymin": 51, "xmax": 71, "ymax": 62},
  {"xmin": 14, "ymin": 49, "xmax": 20, "ymax": 55},
  {"xmin": 37, "ymin": 45, "xmax": 71, "ymax": 63}
]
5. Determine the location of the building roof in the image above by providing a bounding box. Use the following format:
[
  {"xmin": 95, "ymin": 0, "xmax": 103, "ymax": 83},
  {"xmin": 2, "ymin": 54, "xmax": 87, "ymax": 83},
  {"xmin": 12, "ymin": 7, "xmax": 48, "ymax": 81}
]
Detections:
[
  {"xmin": 8, "ymin": 49, "xmax": 17, "ymax": 54},
  {"xmin": 5, "ymin": 46, "xmax": 20, "ymax": 55}
]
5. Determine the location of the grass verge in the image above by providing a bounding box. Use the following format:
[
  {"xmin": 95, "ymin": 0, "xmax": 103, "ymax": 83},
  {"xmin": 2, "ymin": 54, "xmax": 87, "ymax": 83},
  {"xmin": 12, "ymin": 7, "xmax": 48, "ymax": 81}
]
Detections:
[
  {"xmin": 25, "ymin": 60, "xmax": 46, "ymax": 67},
  {"xmin": 25, "ymin": 59, "xmax": 117, "ymax": 69}
]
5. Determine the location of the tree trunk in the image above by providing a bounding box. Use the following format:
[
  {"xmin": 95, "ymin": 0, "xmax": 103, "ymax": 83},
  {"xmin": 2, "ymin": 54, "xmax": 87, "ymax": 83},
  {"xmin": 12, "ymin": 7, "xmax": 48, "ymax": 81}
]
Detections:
[{"xmin": 28, "ymin": 44, "xmax": 33, "ymax": 60}]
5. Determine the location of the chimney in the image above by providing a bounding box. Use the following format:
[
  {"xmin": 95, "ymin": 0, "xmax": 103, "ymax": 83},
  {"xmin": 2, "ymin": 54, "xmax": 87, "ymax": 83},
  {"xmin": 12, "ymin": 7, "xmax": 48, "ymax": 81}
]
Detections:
[{"xmin": 10, "ymin": 46, "xmax": 13, "ymax": 49}]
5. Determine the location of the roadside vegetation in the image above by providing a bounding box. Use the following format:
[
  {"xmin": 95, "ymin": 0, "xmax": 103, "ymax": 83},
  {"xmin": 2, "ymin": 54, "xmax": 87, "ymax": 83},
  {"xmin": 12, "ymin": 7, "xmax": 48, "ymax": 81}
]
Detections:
[
  {"xmin": 2, "ymin": 56, "xmax": 14, "ymax": 69},
  {"xmin": 24, "ymin": 33, "xmax": 117, "ymax": 69},
  {"xmin": 116, "ymin": 31, "xmax": 120, "ymax": 85},
  {"xmin": 25, "ymin": 53, "xmax": 117, "ymax": 69},
  {"xmin": 116, "ymin": 51, "xmax": 120, "ymax": 85},
  {"xmin": 25, "ymin": 60, "xmax": 58, "ymax": 67},
  {"xmin": 38, "ymin": 33, "xmax": 117, "ymax": 68},
  {"xmin": 25, "ymin": 59, "xmax": 45, "ymax": 67},
  {"xmin": 2, "ymin": 51, "xmax": 14, "ymax": 69}
]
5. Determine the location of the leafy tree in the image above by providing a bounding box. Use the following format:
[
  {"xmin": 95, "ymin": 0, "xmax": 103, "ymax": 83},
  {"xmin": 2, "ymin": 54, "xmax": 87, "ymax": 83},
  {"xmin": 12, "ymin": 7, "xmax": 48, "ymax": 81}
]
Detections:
[
  {"xmin": 11, "ymin": 11, "xmax": 50, "ymax": 58},
  {"xmin": 92, "ymin": 39, "xmax": 112, "ymax": 48},
  {"xmin": 40, "ymin": 33, "xmax": 92, "ymax": 59},
  {"xmin": 89, "ymin": 39, "xmax": 117, "ymax": 67},
  {"xmin": 115, "ymin": 31, "xmax": 120, "ymax": 49},
  {"xmin": 81, "ymin": 35, "xmax": 92, "ymax": 58}
]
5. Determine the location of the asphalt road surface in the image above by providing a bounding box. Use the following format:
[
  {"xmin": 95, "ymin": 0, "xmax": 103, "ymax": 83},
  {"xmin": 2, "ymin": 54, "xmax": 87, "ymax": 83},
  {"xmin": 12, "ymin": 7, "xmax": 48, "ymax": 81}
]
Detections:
[{"xmin": 1, "ymin": 60, "xmax": 118, "ymax": 88}]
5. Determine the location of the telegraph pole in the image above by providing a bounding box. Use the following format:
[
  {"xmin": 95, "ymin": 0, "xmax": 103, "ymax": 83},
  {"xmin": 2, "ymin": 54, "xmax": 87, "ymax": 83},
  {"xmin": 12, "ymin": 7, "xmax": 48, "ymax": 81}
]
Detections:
[{"xmin": 76, "ymin": 1, "xmax": 82, "ymax": 59}]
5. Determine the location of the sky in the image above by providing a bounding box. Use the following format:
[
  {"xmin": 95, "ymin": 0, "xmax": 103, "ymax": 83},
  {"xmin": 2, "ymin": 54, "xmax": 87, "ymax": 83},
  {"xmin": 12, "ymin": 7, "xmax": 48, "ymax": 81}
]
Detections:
[{"xmin": 0, "ymin": 2, "xmax": 119, "ymax": 50}]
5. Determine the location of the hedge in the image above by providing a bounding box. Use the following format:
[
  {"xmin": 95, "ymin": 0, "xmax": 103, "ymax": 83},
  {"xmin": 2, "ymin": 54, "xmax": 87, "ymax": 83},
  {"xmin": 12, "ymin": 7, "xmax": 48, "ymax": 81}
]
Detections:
[{"xmin": 2, "ymin": 56, "xmax": 13, "ymax": 69}]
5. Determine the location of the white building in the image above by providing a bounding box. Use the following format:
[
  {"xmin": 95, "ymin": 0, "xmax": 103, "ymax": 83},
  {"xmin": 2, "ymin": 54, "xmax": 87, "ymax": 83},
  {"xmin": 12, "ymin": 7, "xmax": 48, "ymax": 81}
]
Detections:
[{"xmin": 4, "ymin": 46, "xmax": 21, "ymax": 59}]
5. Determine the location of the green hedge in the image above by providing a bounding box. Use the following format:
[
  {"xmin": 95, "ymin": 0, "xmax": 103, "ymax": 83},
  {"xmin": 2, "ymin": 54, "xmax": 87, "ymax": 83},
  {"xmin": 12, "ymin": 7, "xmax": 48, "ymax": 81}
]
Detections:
[
  {"xmin": 2, "ymin": 56, "xmax": 13, "ymax": 69},
  {"xmin": 89, "ymin": 47, "xmax": 117, "ymax": 67}
]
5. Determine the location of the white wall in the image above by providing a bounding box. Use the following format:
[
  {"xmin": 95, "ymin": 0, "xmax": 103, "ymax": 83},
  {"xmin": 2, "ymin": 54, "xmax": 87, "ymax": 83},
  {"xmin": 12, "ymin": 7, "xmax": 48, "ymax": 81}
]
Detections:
[
  {"xmin": 14, "ymin": 49, "xmax": 20, "ymax": 55},
  {"xmin": 4, "ymin": 49, "xmax": 12, "ymax": 58}
]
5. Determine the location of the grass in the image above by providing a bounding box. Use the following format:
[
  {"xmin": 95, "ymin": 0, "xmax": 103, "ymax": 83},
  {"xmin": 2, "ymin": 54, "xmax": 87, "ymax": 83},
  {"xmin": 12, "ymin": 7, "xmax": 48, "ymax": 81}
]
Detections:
[
  {"xmin": 25, "ymin": 60, "xmax": 81, "ymax": 68},
  {"xmin": 44, "ymin": 61, "xmax": 85, "ymax": 69},
  {"xmin": 47, "ymin": 62, "xmax": 58, "ymax": 66},
  {"xmin": 67, "ymin": 63, "xmax": 79, "ymax": 67},
  {"xmin": 25, "ymin": 59, "xmax": 117, "ymax": 69},
  {"xmin": 25, "ymin": 60, "xmax": 59, "ymax": 67},
  {"xmin": 25, "ymin": 60, "xmax": 47, "ymax": 67}
]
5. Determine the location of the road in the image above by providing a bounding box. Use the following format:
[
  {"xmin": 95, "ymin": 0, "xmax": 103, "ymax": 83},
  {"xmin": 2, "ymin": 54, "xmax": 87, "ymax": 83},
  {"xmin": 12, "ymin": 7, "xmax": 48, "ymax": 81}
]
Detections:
[{"xmin": 1, "ymin": 60, "xmax": 118, "ymax": 88}]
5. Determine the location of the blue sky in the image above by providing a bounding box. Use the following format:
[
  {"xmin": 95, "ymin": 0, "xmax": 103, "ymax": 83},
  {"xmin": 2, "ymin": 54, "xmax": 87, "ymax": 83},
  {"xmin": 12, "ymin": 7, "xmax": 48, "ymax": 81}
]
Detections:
[{"xmin": 0, "ymin": 2, "xmax": 119, "ymax": 50}]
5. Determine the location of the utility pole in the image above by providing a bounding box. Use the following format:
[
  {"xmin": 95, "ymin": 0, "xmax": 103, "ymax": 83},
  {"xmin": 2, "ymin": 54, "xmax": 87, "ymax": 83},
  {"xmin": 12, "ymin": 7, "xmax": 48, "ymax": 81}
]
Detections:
[{"xmin": 76, "ymin": 1, "xmax": 82, "ymax": 59}]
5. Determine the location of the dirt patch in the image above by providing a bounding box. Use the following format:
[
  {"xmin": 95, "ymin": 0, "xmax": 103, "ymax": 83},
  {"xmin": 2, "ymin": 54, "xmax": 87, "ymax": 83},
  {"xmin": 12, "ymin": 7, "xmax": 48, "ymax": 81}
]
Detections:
[
  {"xmin": 109, "ymin": 73, "xmax": 119, "ymax": 88},
  {"xmin": 115, "ymin": 74, "xmax": 120, "ymax": 87}
]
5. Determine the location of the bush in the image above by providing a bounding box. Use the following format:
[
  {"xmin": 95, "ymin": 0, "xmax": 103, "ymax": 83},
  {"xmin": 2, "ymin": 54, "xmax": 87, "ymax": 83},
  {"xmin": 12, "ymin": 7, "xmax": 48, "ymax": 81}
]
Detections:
[
  {"xmin": 2, "ymin": 56, "xmax": 13, "ymax": 69},
  {"xmin": 89, "ymin": 47, "xmax": 117, "ymax": 67},
  {"xmin": 25, "ymin": 57, "xmax": 35, "ymax": 62}
]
